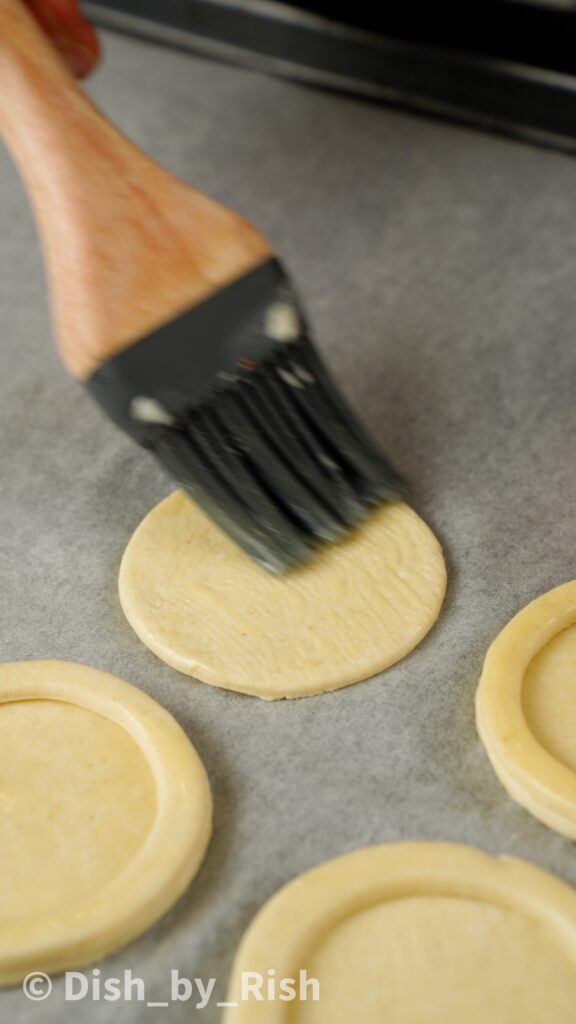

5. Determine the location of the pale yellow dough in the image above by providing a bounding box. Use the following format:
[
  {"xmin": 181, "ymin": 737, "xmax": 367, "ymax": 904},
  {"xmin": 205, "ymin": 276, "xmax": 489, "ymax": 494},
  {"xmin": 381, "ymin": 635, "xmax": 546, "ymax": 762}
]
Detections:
[
  {"xmin": 118, "ymin": 492, "xmax": 446, "ymax": 699},
  {"xmin": 0, "ymin": 660, "xmax": 212, "ymax": 985},
  {"xmin": 225, "ymin": 843, "xmax": 576, "ymax": 1023},
  {"xmin": 476, "ymin": 580, "xmax": 576, "ymax": 839}
]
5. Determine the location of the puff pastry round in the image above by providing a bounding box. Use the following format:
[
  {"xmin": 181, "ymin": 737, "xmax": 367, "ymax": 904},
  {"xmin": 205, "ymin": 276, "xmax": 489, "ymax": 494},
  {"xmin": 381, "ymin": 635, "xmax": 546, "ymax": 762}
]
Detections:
[
  {"xmin": 0, "ymin": 660, "xmax": 212, "ymax": 985},
  {"xmin": 477, "ymin": 580, "xmax": 576, "ymax": 839},
  {"xmin": 225, "ymin": 842, "xmax": 576, "ymax": 1022},
  {"xmin": 119, "ymin": 493, "xmax": 446, "ymax": 699}
]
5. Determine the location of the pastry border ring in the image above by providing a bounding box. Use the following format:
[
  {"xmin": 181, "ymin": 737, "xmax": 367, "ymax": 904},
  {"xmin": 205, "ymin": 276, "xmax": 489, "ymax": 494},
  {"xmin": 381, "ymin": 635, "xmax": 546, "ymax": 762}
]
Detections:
[
  {"xmin": 476, "ymin": 580, "xmax": 576, "ymax": 838},
  {"xmin": 224, "ymin": 841, "xmax": 576, "ymax": 1021},
  {"xmin": 0, "ymin": 660, "xmax": 212, "ymax": 985}
]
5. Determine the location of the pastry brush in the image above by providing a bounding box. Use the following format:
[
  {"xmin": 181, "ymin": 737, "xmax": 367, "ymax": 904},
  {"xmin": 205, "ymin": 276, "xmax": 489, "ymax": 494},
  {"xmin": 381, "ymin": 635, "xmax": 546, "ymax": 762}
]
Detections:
[{"xmin": 0, "ymin": 0, "xmax": 403, "ymax": 572}]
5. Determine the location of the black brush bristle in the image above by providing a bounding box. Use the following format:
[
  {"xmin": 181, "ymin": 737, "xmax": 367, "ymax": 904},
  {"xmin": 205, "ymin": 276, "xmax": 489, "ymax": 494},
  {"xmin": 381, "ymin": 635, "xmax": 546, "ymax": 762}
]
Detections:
[{"xmin": 86, "ymin": 257, "xmax": 405, "ymax": 573}]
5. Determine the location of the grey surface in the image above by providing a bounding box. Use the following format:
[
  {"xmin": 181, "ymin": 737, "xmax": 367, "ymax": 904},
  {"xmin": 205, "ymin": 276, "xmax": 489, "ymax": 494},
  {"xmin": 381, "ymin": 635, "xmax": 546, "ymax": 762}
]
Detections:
[{"xmin": 1, "ymin": 28, "xmax": 576, "ymax": 1022}]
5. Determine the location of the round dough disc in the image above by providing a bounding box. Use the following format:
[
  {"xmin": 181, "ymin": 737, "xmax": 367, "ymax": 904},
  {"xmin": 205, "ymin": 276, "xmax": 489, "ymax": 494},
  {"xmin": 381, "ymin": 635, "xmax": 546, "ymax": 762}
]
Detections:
[
  {"xmin": 119, "ymin": 493, "xmax": 446, "ymax": 699},
  {"xmin": 476, "ymin": 580, "xmax": 576, "ymax": 839},
  {"xmin": 0, "ymin": 660, "xmax": 212, "ymax": 985},
  {"xmin": 225, "ymin": 842, "xmax": 576, "ymax": 1023}
]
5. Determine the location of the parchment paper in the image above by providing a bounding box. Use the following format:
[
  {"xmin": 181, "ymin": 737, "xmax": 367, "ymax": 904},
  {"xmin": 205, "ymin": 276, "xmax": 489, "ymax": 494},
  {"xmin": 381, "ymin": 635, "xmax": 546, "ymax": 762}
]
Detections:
[{"xmin": 1, "ymin": 29, "xmax": 576, "ymax": 1022}]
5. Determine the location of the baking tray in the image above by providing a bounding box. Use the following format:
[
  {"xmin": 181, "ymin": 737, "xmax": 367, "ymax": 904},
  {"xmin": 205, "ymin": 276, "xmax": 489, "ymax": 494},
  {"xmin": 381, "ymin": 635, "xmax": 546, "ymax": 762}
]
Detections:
[{"xmin": 86, "ymin": 0, "xmax": 576, "ymax": 152}]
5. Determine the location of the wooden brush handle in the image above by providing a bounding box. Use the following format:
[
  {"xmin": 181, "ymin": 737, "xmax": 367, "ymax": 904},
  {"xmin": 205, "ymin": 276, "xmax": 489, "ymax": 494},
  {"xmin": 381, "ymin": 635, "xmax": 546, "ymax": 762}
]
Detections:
[{"xmin": 0, "ymin": 0, "xmax": 272, "ymax": 379}]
